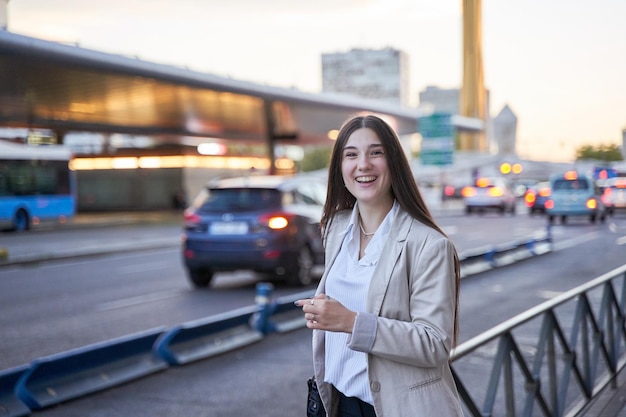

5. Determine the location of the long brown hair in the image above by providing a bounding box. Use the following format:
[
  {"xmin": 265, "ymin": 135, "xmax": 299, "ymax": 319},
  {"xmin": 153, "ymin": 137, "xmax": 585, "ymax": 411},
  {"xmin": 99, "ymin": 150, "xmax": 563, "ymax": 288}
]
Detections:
[{"xmin": 321, "ymin": 114, "xmax": 461, "ymax": 345}]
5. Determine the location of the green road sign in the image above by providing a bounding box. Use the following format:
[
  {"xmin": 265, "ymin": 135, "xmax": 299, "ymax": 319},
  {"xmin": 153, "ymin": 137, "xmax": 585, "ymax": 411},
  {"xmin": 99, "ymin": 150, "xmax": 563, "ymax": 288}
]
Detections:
[{"xmin": 418, "ymin": 113, "xmax": 454, "ymax": 166}]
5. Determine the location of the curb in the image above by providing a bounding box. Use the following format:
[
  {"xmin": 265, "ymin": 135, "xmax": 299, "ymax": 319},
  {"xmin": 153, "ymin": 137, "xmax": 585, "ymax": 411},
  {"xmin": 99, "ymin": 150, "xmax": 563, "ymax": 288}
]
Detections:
[{"xmin": 0, "ymin": 240, "xmax": 179, "ymax": 267}]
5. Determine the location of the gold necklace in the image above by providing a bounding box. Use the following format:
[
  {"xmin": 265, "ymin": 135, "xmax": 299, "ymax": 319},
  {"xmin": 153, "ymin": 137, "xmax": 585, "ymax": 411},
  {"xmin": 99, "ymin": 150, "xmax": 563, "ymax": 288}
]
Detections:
[{"xmin": 359, "ymin": 223, "xmax": 375, "ymax": 237}]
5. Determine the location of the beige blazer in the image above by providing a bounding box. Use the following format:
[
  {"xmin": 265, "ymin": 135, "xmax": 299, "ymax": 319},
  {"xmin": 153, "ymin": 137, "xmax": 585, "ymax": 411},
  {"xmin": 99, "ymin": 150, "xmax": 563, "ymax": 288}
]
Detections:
[{"xmin": 312, "ymin": 207, "xmax": 464, "ymax": 417}]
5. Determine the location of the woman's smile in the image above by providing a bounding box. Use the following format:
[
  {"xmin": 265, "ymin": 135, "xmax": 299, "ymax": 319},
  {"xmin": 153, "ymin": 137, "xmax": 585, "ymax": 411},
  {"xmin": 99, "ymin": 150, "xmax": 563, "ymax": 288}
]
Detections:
[{"xmin": 355, "ymin": 175, "xmax": 377, "ymax": 183}]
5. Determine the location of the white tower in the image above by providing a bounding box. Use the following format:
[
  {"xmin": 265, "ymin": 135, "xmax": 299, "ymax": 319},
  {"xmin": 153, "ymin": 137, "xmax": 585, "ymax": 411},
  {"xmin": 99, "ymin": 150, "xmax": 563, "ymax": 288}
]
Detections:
[{"xmin": 493, "ymin": 105, "xmax": 517, "ymax": 156}]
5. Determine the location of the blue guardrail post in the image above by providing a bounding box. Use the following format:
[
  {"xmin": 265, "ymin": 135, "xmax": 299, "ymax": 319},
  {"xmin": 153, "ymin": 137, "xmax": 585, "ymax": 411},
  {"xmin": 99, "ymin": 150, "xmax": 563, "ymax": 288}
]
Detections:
[{"xmin": 251, "ymin": 282, "xmax": 277, "ymax": 335}]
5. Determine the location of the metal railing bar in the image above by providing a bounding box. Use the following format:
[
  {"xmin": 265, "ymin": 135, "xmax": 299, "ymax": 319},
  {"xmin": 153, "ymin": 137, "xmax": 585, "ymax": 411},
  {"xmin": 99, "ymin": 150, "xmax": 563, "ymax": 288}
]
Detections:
[
  {"xmin": 537, "ymin": 322, "xmax": 569, "ymax": 417},
  {"xmin": 508, "ymin": 336, "xmax": 549, "ymax": 417},
  {"xmin": 598, "ymin": 283, "xmax": 617, "ymax": 369},
  {"xmin": 504, "ymin": 341, "xmax": 514, "ymax": 417},
  {"xmin": 452, "ymin": 264, "xmax": 626, "ymax": 360},
  {"xmin": 483, "ymin": 335, "xmax": 510, "ymax": 414},
  {"xmin": 572, "ymin": 295, "xmax": 593, "ymax": 396}
]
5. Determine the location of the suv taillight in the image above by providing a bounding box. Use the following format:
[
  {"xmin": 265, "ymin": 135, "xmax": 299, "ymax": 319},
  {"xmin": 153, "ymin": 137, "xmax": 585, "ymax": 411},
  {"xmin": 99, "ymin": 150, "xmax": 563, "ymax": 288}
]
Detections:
[
  {"xmin": 258, "ymin": 212, "xmax": 294, "ymax": 230},
  {"xmin": 538, "ymin": 188, "xmax": 551, "ymax": 197},
  {"xmin": 462, "ymin": 187, "xmax": 476, "ymax": 198},
  {"xmin": 183, "ymin": 210, "xmax": 201, "ymax": 227}
]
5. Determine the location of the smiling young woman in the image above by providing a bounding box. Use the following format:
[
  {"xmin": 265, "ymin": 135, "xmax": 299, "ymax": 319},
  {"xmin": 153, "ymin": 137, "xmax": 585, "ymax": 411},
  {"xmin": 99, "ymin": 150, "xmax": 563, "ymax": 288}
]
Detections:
[{"xmin": 296, "ymin": 114, "xmax": 463, "ymax": 417}]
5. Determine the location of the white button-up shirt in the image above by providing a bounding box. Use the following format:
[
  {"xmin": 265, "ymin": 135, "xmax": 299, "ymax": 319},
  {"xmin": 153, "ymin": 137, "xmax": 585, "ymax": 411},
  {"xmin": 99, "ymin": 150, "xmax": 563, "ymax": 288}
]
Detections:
[{"xmin": 324, "ymin": 201, "xmax": 398, "ymax": 404}]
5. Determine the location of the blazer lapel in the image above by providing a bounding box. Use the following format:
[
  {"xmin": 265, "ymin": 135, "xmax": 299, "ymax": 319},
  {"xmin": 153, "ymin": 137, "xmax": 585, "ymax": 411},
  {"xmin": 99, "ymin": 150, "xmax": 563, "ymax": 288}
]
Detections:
[
  {"xmin": 317, "ymin": 211, "xmax": 351, "ymax": 296},
  {"xmin": 366, "ymin": 209, "xmax": 412, "ymax": 315}
]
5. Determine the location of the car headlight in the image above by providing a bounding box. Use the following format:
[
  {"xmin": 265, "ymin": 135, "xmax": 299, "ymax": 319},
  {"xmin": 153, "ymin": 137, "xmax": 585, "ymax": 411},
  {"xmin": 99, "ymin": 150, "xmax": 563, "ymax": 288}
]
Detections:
[{"xmin": 586, "ymin": 199, "xmax": 597, "ymax": 210}]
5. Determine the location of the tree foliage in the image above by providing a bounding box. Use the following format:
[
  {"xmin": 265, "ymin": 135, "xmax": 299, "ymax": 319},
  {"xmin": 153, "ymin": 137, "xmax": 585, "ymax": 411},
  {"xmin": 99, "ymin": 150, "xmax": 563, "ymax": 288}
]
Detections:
[
  {"xmin": 299, "ymin": 145, "xmax": 333, "ymax": 172},
  {"xmin": 575, "ymin": 144, "xmax": 623, "ymax": 162}
]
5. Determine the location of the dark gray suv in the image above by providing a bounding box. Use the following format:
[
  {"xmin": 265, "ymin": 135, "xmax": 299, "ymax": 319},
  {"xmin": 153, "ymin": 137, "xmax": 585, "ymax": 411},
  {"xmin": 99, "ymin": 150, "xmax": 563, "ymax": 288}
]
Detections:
[{"xmin": 182, "ymin": 174, "xmax": 327, "ymax": 288}]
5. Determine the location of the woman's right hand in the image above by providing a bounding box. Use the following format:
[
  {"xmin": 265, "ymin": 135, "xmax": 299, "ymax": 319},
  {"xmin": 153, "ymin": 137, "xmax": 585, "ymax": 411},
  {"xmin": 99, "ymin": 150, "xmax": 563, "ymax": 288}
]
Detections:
[{"xmin": 295, "ymin": 294, "xmax": 357, "ymax": 333}]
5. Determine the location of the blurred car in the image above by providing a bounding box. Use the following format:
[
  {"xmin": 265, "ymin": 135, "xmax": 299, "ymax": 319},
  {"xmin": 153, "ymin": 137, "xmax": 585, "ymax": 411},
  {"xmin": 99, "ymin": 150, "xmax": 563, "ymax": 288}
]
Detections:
[
  {"xmin": 462, "ymin": 177, "xmax": 516, "ymax": 214},
  {"xmin": 545, "ymin": 171, "xmax": 607, "ymax": 224},
  {"xmin": 524, "ymin": 181, "xmax": 551, "ymax": 215},
  {"xmin": 441, "ymin": 181, "xmax": 470, "ymax": 201},
  {"xmin": 182, "ymin": 175, "xmax": 327, "ymax": 288},
  {"xmin": 512, "ymin": 178, "xmax": 539, "ymax": 198},
  {"xmin": 601, "ymin": 177, "xmax": 626, "ymax": 215}
]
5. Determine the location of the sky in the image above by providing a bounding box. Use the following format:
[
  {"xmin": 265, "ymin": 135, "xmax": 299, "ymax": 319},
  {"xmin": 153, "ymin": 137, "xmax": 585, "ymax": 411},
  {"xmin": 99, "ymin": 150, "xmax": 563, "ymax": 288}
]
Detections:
[{"xmin": 5, "ymin": 0, "xmax": 626, "ymax": 162}]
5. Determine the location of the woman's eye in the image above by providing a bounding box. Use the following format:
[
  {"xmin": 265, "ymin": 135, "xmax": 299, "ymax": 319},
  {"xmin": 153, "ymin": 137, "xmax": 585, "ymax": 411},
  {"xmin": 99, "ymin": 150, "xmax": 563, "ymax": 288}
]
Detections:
[
  {"xmin": 344, "ymin": 151, "xmax": 357, "ymax": 158},
  {"xmin": 371, "ymin": 149, "xmax": 384, "ymax": 156}
]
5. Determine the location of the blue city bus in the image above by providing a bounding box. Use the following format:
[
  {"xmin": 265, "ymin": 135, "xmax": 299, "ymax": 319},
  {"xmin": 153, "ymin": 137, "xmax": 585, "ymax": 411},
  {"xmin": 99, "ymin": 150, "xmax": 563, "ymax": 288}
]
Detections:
[{"xmin": 0, "ymin": 141, "xmax": 76, "ymax": 231}]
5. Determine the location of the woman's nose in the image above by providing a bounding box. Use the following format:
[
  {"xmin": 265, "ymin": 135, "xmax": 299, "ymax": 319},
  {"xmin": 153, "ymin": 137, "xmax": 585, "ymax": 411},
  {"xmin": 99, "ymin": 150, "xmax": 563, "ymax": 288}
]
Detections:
[{"xmin": 357, "ymin": 155, "xmax": 371, "ymax": 169}]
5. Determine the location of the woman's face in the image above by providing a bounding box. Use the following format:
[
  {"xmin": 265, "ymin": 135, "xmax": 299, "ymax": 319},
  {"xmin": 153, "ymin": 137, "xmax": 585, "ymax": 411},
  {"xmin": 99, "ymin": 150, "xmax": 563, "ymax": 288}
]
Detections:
[{"xmin": 341, "ymin": 127, "xmax": 392, "ymax": 206}]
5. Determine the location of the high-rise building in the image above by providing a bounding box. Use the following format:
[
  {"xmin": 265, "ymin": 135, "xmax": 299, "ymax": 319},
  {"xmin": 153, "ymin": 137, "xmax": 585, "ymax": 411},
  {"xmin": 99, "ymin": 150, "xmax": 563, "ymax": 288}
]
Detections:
[
  {"xmin": 321, "ymin": 47, "xmax": 409, "ymax": 106},
  {"xmin": 419, "ymin": 86, "xmax": 460, "ymax": 115}
]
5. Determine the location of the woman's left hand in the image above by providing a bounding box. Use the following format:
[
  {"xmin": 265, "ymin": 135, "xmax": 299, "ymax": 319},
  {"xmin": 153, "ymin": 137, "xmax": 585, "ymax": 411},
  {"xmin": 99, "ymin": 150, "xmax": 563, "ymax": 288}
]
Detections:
[{"xmin": 295, "ymin": 294, "xmax": 357, "ymax": 333}]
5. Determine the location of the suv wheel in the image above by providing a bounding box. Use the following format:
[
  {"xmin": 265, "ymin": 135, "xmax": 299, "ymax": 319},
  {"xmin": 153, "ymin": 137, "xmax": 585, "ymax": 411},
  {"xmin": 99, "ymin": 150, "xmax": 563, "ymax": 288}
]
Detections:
[
  {"xmin": 287, "ymin": 245, "xmax": 314, "ymax": 286},
  {"xmin": 187, "ymin": 268, "xmax": 214, "ymax": 288}
]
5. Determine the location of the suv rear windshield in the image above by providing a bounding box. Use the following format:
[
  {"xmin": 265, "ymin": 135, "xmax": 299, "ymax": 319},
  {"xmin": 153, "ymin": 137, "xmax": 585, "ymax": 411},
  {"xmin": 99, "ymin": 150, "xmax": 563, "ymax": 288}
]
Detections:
[
  {"xmin": 195, "ymin": 188, "xmax": 282, "ymax": 213},
  {"xmin": 552, "ymin": 179, "xmax": 589, "ymax": 191}
]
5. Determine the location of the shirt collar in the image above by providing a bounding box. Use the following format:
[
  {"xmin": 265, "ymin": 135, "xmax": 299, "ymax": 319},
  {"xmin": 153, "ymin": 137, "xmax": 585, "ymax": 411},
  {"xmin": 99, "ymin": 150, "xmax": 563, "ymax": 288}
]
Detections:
[
  {"xmin": 345, "ymin": 200, "xmax": 399, "ymax": 233},
  {"xmin": 345, "ymin": 201, "xmax": 399, "ymax": 263}
]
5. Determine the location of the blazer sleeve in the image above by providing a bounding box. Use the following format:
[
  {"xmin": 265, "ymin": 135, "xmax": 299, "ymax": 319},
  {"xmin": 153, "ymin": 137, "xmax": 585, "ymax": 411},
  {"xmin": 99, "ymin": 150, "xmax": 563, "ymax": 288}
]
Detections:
[{"xmin": 349, "ymin": 234, "xmax": 457, "ymax": 368}]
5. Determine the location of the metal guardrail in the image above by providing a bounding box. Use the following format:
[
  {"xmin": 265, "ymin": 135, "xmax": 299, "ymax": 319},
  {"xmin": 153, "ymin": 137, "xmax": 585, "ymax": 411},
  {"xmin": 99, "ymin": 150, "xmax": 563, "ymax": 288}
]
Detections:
[
  {"xmin": 458, "ymin": 230, "xmax": 552, "ymax": 277},
  {"xmin": 450, "ymin": 263, "xmax": 626, "ymax": 417}
]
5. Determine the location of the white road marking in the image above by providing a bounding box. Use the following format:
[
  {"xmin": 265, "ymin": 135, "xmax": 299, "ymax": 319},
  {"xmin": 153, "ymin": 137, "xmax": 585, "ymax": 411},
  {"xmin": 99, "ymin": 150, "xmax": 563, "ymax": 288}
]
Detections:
[
  {"xmin": 33, "ymin": 248, "xmax": 179, "ymax": 269},
  {"xmin": 537, "ymin": 290, "xmax": 564, "ymax": 300},
  {"xmin": 97, "ymin": 289, "xmax": 183, "ymax": 311},
  {"xmin": 117, "ymin": 261, "xmax": 170, "ymax": 274},
  {"xmin": 552, "ymin": 231, "xmax": 602, "ymax": 251}
]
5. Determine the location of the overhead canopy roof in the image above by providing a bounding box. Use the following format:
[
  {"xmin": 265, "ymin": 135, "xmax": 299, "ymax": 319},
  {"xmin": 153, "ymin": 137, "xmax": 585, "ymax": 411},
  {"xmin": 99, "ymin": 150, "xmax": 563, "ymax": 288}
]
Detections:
[{"xmin": 0, "ymin": 31, "xmax": 481, "ymax": 148}]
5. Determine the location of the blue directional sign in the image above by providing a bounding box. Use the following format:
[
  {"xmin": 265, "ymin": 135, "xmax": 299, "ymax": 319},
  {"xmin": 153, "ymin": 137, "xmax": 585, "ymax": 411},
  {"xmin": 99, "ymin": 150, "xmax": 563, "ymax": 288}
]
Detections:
[{"xmin": 418, "ymin": 113, "xmax": 455, "ymax": 166}]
